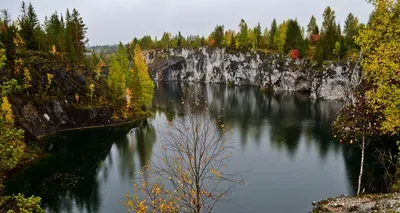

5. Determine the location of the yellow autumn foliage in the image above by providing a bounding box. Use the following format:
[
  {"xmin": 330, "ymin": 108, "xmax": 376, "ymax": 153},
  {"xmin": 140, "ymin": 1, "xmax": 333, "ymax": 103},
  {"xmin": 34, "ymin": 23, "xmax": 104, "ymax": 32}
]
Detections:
[
  {"xmin": 131, "ymin": 45, "xmax": 154, "ymax": 110},
  {"xmin": 1, "ymin": 96, "xmax": 13, "ymax": 123},
  {"xmin": 356, "ymin": 0, "xmax": 400, "ymax": 134}
]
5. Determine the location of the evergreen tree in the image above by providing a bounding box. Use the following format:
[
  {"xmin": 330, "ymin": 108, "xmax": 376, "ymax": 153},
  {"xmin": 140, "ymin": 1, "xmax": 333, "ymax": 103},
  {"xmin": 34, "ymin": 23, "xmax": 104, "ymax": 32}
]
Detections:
[
  {"xmin": 65, "ymin": 9, "xmax": 77, "ymax": 62},
  {"xmin": 18, "ymin": 2, "xmax": 40, "ymax": 50},
  {"xmin": 71, "ymin": 9, "xmax": 88, "ymax": 62},
  {"xmin": 229, "ymin": 31, "xmax": 237, "ymax": 51},
  {"xmin": 269, "ymin": 19, "xmax": 277, "ymax": 50},
  {"xmin": 248, "ymin": 29, "xmax": 256, "ymax": 49},
  {"xmin": 260, "ymin": 27, "xmax": 269, "ymax": 49},
  {"xmin": 284, "ymin": 19, "xmax": 303, "ymax": 53},
  {"xmin": 210, "ymin": 25, "xmax": 224, "ymax": 48},
  {"xmin": 0, "ymin": 10, "xmax": 17, "ymax": 70},
  {"xmin": 160, "ymin": 32, "xmax": 171, "ymax": 49},
  {"xmin": 107, "ymin": 43, "xmax": 129, "ymax": 105},
  {"xmin": 344, "ymin": 13, "xmax": 360, "ymax": 50},
  {"xmin": 177, "ymin": 31, "xmax": 183, "ymax": 47},
  {"xmin": 274, "ymin": 20, "xmax": 288, "ymax": 53},
  {"xmin": 307, "ymin": 15, "xmax": 319, "ymax": 35},
  {"xmin": 139, "ymin": 35, "xmax": 154, "ymax": 50},
  {"xmin": 45, "ymin": 12, "xmax": 65, "ymax": 54},
  {"xmin": 315, "ymin": 6, "xmax": 339, "ymax": 61},
  {"xmin": 253, "ymin": 23, "xmax": 262, "ymax": 49},
  {"xmin": 237, "ymin": 19, "xmax": 249, "ymax": 51}
]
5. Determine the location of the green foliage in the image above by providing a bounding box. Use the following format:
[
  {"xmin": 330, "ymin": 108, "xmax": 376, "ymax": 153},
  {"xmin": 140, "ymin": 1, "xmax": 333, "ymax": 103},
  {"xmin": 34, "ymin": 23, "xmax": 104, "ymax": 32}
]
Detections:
[
  {"xmin": 131, "ymin": 45, "xmax": 154, "ymax": 110},
  {"xmin": 209, "ymin": 25, "xmax": 224, "ymax": 48},
  {"xmin": 333, "ymin": 41, "xmax": 341, "ymax": 61},
  {"xmin": 274, "ymin": 21, "xmax": 288, "ymax": 53},
  {"xmin": 344, "ymin": 13, "xmax": 361, "ymax": 50},
  {"xmin": 252, "ymin": 23, "xmax": 262, "ymax": 49},
  {"xmin": 0, "ymin": 96, "xmax": 25, "ymax": 171},
  {"xmin": 65, "ymin": 9, "xmax": 88, "ymax": 63},
  {"xmin": 19, "ymin": 2, "xmax": 40, "ymax": 50},
  {"xmin": 0, "ymin": 42, "xmax": 6, "ymax": 68},
  {"xmin": 44, "ymin": 11, "xmax": 65, "ymax": 54},
  {"xmin": 284, "ymin": 19, "xmax": 303, "ymax": 53},
  {"xmin": 0, "ymin": 79, "xmax": 42, "ymax": 213},
  {"xmin": 307, "ymin": 15, "xmax": 319, "ymax": 35},
  {"xmin": 176, "ymin": 31, "xmax": 183, "ymax": 47},
  {"xmin": 1, "ymin": 79, "xmax": 20, "ymax": 97},
  {"xmin": 107, "ymin": 43, "xmax": 129, "ymax": 105},
  {"xmin": 0, "ymin": 194, "xmax": 44, "ymax": 213},
  {"xmin": 160, "ymin": 32, "xmax": 171, "ymax": 49},
  {"xmin": 138, "ymin": 35, "xmax": 154, "ymax": 50},
  {"xmin": 315, "ymin": 6, "xmax": 341, "ymax": 62},
  {"xmin": 269, "ymin": 19, "xmax": 277, "ymax": 50},
  {"xmin": 237, "ymin": 19, "xmax": 250, "ymax": 51}
]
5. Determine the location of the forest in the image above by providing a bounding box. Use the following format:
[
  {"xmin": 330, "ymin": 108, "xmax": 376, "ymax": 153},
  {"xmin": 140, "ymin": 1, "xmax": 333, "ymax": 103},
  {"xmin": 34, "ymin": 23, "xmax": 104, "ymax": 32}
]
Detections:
[
  {"xmin": 92, "ymin": 6, "xmax": 362, "ymax": 64},
  {"xmin": 0, "ymin": 0, "xmax": 400, "ymax": 212}
]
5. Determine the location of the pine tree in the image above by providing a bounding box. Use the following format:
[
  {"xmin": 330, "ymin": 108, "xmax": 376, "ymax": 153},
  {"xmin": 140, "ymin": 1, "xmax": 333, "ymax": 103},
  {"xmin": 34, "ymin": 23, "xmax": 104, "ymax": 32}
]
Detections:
[
  {"xmin": 269, "ymin": 19, "xmax": 277, "ymax": 50},
  {"xmin": 307, "ymin": 15, "xmax": 319, "ymax": 35},
  {"xmin": 45, "ymin": 12, "xmax": 65, "ymax": 54},
  {"xmin": 259, "ymin": 27, "xmax": 269, "ymax": 49},
  {"xmin": 71, "ymin": 9, "xmax": 88, "ymax": 62},
  {"xmin": 139, "ymin": 35, "xmax": 154, "ymax": 50},
  {"xmin": 0, "ymin": 10, "xmax": 17, "ymax": 70},
  {"xmin": 315, "ymin": 6, "xmax": 339, "ymax": 62},
  {"xmin": 344, "ymin": 13, "xmax": 360, "ymax": 50},
  {"xmin": 177, "ymin": 31, "xmax": 183, "ymax": 47},
  {"xmin": 210, "ymin": 25, "xmax": 224, "ymax": 48},
  {"xmin": 237, "ymin": 19, "xmax": 249, "ymax": 51},
  {"xmin": 18, "ymin": 2, "xmax": 41, "ymax": 50},
  {"xmin": 161, "ymin": 32, "xmax": 171, "ymax": 49},
  {"xmin": 284, "ymin": 19, "xmax": 303, "ymax": 53},
  {"xmin": 65, "ymin": 9, "xmax": 77, "ymax": 62},
  {"xmin": 253, "ymin": 23, "xmax": 262, "ymax": 49}
]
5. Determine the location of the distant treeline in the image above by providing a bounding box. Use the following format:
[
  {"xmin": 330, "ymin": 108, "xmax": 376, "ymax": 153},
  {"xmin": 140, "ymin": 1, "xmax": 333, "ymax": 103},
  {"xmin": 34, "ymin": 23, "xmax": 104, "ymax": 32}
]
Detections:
[{"xmin": 92, "ymin": 6, "xmax": 363, "ymax": 63}]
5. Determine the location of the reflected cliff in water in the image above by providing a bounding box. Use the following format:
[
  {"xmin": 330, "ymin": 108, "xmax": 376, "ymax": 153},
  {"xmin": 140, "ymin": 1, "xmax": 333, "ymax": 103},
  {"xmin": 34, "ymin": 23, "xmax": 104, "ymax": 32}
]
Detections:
[
  {"xmin": 153, "ymin": 82, "xmax": 343, "ymax": 160},
  {"xmin": 5, "ymin": 82, "xmax": 383, "ymax": 213}
]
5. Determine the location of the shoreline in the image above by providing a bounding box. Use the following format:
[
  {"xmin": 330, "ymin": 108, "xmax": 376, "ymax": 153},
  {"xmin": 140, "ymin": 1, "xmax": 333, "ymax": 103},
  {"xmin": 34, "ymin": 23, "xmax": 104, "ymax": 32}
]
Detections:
[{"xmin": 35, "ymin": 115, "xmax": 150, "ymax": 139}]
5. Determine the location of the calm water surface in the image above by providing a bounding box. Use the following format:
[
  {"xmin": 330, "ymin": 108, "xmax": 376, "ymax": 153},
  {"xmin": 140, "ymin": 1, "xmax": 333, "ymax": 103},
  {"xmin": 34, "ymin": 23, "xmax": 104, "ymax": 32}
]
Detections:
[{"xmin": 6, "ymin": 83, "xmax": 374, "ymax": 213}]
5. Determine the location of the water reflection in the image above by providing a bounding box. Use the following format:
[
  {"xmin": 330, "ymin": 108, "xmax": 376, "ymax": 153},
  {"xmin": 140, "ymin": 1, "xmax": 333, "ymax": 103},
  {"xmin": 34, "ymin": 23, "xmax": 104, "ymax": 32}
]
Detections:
[
  {"xmin": 5, "ymin": 120, "xmax": 156, "ymax": 213},
  {"xmin": 5, "ymin": 82, "xmax": 384, "ymax": 213},
  {"xmin": 153, "ymin": 82, "xmax": 343, "ymax": 160}
]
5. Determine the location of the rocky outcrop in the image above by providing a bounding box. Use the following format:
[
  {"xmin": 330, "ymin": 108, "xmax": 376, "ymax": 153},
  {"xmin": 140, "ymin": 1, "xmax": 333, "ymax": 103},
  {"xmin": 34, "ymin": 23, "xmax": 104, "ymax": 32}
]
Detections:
[
  {"xmin": 146, "ymin": 48, "xmax": 361, "ymax": 100},
  {"xmin": 311, "ymin": 193, "xmax": 400, "ymax": 212},
  {"xmin": 4, "ymin": 52, "xmax": 136, "ymax": 138}
]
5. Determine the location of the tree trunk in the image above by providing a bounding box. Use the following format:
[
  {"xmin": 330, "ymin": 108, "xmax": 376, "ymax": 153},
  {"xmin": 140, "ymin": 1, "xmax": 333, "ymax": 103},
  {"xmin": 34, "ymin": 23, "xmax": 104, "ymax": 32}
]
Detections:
[{"xmin": 357, "ymin": 134, "xmax": 365, "ymax": 195}]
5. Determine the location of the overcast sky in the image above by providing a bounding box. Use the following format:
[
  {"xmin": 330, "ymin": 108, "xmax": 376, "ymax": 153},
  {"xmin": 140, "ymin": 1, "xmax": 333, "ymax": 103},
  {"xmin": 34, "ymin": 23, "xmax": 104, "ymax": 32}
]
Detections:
[{"xmin": 1, "ymin": 0, "xmax": 373, "ymax": 45}]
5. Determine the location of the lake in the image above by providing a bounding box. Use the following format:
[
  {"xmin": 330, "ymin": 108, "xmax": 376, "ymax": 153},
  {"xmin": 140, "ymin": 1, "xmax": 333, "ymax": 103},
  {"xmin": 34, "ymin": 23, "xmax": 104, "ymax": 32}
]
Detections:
[{"xmin": 6, "ymin": 82, "xmax": 379, "ymax": 213}]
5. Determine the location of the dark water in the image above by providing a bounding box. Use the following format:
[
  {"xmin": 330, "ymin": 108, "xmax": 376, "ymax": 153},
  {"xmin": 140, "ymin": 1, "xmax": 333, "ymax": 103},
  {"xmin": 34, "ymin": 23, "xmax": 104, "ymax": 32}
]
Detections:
[{"xmin": 5, "ymin": 83, "xmax": 382, "ymax": 213}]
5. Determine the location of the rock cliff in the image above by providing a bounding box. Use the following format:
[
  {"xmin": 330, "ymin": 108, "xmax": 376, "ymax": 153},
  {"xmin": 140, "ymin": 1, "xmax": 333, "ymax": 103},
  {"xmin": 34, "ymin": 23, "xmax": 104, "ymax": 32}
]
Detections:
[
  {"xmin": 2, "ymin": 52, "xmax": 134, "ymax": 138},
  {"xmin": 146, "ymin": 48, "xmax": 361, "ymax": 100}
]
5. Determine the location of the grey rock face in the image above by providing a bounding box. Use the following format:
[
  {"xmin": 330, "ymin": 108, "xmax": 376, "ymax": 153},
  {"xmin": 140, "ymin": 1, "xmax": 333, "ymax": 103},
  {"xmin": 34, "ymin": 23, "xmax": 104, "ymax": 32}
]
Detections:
[{"xmin": 146, "ymin": 48, "xmax": 361, "ymax": 100}]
